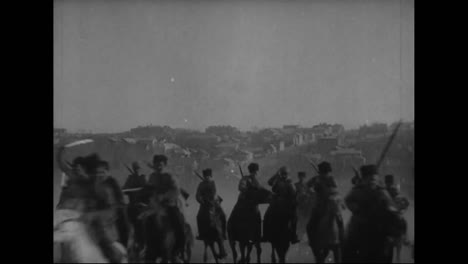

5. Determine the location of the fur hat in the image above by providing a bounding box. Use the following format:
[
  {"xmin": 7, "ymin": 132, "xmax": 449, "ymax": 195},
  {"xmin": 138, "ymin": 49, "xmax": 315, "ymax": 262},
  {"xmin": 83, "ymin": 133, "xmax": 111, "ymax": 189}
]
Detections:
[
  {"xmin": 248, "ymin": 163, "xmax": 259, "ymax": 173},
  {"xmin": 318, "ymin": 161, "xmax": 332, "ymax": 174}
]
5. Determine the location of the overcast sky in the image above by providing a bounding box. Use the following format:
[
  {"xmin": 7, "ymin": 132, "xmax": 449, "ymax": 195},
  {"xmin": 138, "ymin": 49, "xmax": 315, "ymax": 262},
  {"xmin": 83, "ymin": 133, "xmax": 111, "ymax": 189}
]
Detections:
[{"xmin": 54, "ymin": 0, "xmax": 414, "ymax": 133}]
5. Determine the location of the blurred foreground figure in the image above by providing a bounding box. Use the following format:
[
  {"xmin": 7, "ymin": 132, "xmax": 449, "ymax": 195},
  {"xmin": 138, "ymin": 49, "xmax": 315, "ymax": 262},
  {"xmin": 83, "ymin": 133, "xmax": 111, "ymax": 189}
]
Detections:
[
  {"xmin": 55, "ymin": 147, "xmax": 127, "ymax": 263},
  {"xmin": 343, "ymin": 165, "xmax": 401, "ymax": 263},
  {"xmin": 306, "ymin": 162, "xmax": 345, "ymax": 263},
  {"xmin": 196, "ymin": 168, "xmax": 228, "ymax": 262},
  {"xmin": 294, "ymin": 172, "xmax": 315, "ymax": 239},
  {"xmin": 384, "ymin": 174, "xmax": 411, "ymax": 263}
]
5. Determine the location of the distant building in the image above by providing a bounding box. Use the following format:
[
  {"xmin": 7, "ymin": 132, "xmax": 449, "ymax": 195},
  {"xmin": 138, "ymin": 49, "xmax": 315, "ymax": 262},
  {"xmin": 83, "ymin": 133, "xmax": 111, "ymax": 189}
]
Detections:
[
  {"xmin": 317, "ymin": 136, "xmax": 340, "ymax": 153},
  {"xmin": 282, "ymin": 125, "xmax": 301, "ymax": 134},
  {"xmin": 279, "ymin": 141, "xmax": 285, "ymax": 151},
  {"xmin": 293, "ymin": 133, "xmax": 305, "ymax": 146}
]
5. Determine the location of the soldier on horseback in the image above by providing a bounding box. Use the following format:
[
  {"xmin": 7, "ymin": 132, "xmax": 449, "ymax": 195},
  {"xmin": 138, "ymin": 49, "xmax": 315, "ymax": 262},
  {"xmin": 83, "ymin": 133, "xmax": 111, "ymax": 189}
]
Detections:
[
  {"xmin": 144, "ymin": 154, "xmax": 187, "ymax": 258},
  {"xmin": 306, "ymin": 162, "xmax": 341, "ymax": 239},
  {"xmin": 343, "ymin": 165, "xmax": 400, "ymax": 263},
  {"xmin": 122, "ymin": 161, "xmax": 147, "ymax": 256},
  {"xmin": 264, "ymin": 166, "xmax": 300, "ymax": 244},
  {"xmin": 196, "ymin": 168, "xmax": 228, "ymax": 260},
  {"xmin": 228, "ymin": 162, "xmax": 268, "ymax": 263}
]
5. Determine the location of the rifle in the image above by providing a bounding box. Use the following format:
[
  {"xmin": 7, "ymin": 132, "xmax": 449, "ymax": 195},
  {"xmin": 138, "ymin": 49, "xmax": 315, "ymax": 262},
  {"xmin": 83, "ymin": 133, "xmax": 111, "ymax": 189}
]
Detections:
[
  {"xmin": 124, "ymin": 164, "xmax": 135, "ymax": 175},
  {"xmin": 238, "ymin": 163, "xmax": 245, "ymax": 178},
  {"xmin": 304, "ymin": 156, "xmax": 319, "ymax": 174},
  {"xmin": 193, "ymin": 171, "xmax": 205, "ymax": 181},
  {"xmin": 376, "ymin": 121, "xmax": 402, "ymax": 170}
]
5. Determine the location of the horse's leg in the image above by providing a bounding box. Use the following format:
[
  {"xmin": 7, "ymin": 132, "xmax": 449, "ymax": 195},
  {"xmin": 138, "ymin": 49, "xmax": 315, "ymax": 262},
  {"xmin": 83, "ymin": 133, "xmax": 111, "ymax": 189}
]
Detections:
[
  {"xmin": 255, "ymin": 242, "xmax": 262, "ymax": 263},
  {"xmin": 278, "ymin": 245, "xmax": 287, "ymax": 264},
  {"xmin": 239, "ymin": 242, "xmax": 246, "ymax": 263},
  {"xmin": 310, "ymin": 245, "xmax": 321, "ymax": 264},
  {"xmin": 271, "ymin": 243, "xmax": 276, "ymax": 264},
  {"xmin": 246, "ymin": 242, "xmax": 253, "ymax": 263},
  {"xmin": 185, "ymin": 241, "xmax": 192, "ymax": 264},
  {"xmin": 396, "ymin": 244, "xmax": 402, "ymax": 263},
  {"xmin": 333, "ymin": 245, "xmax": 342, "ymax": 263},
  {"xmin": 229, "ymin": 239, "xmax": 238, "ymax": 263},
  {"xmin": 144, "ymin": 243, "xmax": 156, "ymax": 263},
  {"xmin": 203, "ymin": 241, "xmax": 208, "ymax": 263},
  {"xmin": 209, "ymin": 242, "xmax": 220, "ymax": 264},
  {"xmin": 320, "ymin": 248, "xmax": 330, "ymax": 264}
]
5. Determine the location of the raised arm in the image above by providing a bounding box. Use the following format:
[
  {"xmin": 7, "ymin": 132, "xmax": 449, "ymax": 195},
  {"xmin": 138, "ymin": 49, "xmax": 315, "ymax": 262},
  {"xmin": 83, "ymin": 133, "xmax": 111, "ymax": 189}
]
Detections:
[{"xmin": 56, "ymin": 146, "xmax": 73, "ymax": 176}]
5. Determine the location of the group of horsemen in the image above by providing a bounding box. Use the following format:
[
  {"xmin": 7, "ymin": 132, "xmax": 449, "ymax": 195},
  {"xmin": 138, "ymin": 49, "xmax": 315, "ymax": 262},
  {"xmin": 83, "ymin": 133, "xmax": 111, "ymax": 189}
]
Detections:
[{"xmin": 55, "ymin": 143, "xmax": 410, "ymax": 263}]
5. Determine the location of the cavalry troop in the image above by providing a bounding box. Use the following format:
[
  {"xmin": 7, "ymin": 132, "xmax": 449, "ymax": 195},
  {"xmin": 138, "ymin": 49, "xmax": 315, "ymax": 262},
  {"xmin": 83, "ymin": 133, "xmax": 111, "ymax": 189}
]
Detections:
[{"xmin": 54, "ymin": 139, "xmax": 412, "ymax": 263}]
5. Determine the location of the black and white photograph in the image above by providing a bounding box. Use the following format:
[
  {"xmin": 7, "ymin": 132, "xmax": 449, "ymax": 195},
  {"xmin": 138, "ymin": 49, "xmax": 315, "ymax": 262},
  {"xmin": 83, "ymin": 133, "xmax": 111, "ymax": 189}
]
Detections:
[{"xmin": 53, "ymin": 0, "xmax": 414, "ymax": 263}]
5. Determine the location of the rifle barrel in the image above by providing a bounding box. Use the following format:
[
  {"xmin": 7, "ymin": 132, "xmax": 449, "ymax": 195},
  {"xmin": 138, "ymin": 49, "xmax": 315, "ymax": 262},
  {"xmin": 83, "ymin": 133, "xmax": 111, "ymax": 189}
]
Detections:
[
  {"xmin": 194, "ymin": 171, "xmax": 204, "ymax": 181},
  {"xmin": 238, "ymin": 164, "xmax": 245, "ymax": 177},
  {"xmin": 125, "ymin": 164, "xmax": 135, "ymax": 175},
  {"xmin": 376, "ymin": 121, "xmax": 402, "ymax": 169}
]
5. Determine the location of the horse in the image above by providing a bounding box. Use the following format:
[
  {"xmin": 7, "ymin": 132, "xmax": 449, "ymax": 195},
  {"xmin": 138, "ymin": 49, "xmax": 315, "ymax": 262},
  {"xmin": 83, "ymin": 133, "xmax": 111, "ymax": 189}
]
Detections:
[
  {"xmin": 54, "ymin": 209, "xmax": 128, "ymax": 263},
  {"xmin": 307, "ymin": 195, "xmax": 345, "ymax": 263},
  {"xmin": 126, "ymin": 203, "xmax": 148, "ymax": 263},
  {"xmin": 228, "ymin": 187, "xmax": 272, "ymax": 264},
  {"xmin": 142, "ymin": 206, "xmax": 181, "ymax": 263},
  {"xmin": 295, "ymin": 191, "xmax": 316, "ymax": 239},
  {"xmin": 383, "ymin": 210, "xmax": 410, "ymax": 263},
  {"xmin": 182, "ymin": 222, "xmax": 194, "ymax": 263},
  {"xmin": 141, "ymin": 193, "xmax": 192, "ymax": 264},
  {"xmin": 263, "ymin": 201, "xmax": 294, "ymax": 263},
  {"xmin": 197, "ymin": 204, "xmax": 226, "ymax": 263}
]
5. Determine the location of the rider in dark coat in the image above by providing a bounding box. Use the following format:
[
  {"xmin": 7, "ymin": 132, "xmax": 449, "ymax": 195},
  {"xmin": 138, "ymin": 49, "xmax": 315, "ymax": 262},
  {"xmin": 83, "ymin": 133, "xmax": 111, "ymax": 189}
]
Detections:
[
  {"xmin": 306, "ymin": 162, "xmax": 340, "ymax": 239},
  {"xmin": 343, "ymin": 165, "xmax": 399, "ymax": 263},
  {"xmin": 145, "ymin": 154, "xmax": 187, "ymax": 255},
  {"xmin": 196, "ymin": 168, "xmax": 227, "ymax": 258},
  {"xmin": 265, "ymin": 166, "xmax": 300, "ymax": 244},
  {"xmin": 236, "ymin": 163, "xmax": 263, "ymax": 242}
]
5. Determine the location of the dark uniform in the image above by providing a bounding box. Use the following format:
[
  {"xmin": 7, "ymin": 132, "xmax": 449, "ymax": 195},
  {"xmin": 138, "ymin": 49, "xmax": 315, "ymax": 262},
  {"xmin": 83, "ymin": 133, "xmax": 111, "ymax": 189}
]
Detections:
[
  {"xmin": 196, "ymin": 169, "xmax": 227, "ymax": 258},
  {"xmin": 265, "ymin": 167, "xmax": 299, "ymax": 243},
  {"xmin": 145, "ymin": 155, "xmax": 186, "ymax": 253},
  {"xmin": 306, "ymin": 163, "xmax": 339, "ymax": 239},
  {"xmin": 344, "ymin": 165, "xmax": 399, "ymax": 263},
  {"xmin": 237, "ymin": 164, "xmax": 263, "ymax": 242},
  {"xmin": 196, "ymin": 178, "xmax": 226, "ymax": 239}
]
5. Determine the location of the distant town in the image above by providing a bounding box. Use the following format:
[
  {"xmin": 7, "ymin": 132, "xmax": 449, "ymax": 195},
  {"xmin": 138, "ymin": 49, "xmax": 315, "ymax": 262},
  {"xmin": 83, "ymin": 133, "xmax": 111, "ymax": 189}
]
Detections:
[{"xmin": 54, "ymin": 121, "xmax": 414, "ymax": 170}]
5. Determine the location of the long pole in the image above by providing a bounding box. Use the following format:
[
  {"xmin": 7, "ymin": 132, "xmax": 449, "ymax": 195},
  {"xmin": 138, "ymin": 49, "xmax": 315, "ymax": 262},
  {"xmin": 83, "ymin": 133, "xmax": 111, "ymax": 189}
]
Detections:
[
  {"xmin": 376, "ymin": 121, "xmax": 402, "ymax": 170},
  {"xmin": 193, "ymin": 171, "xmax": 205, "ymax": 181}
]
